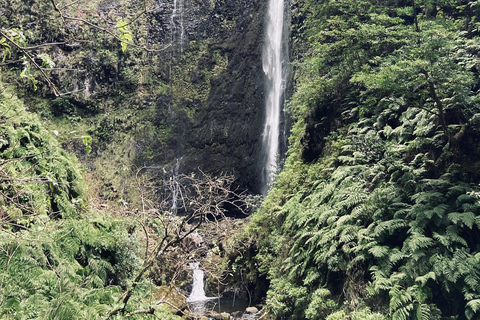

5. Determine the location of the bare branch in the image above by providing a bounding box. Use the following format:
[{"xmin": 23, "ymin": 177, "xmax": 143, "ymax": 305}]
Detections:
[
  {"xmin": 22, "ymin": 42, "xmax": 67, "ymax": 50},
  {"xmin": 60, "ymin": 0, "xmax": 80, "ymax": 10},
  {"xmin": 41, "ymin": 67, "xmax": 86, "ymax": 72},
  {"xmin": 107, "ymin": 171, "xmax": 248, "ymax": 318}
]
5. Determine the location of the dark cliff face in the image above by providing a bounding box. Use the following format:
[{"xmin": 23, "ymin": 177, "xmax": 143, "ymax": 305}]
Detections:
[
  {"xmin": 148, "ymin": 0, "xmax": 266, "ymax": 192},
  {"xmin": 2, "ymin": 0, "xmax": 267, "ymax": 194}
]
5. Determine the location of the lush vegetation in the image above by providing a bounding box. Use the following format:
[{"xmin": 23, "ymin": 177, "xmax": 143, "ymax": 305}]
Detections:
[
  {"xmin": 0, "ymin": 86, "xmax": 249, "ymax": 319},
  {"xmin": 0, "ymin": 1, "xmax": 255, "ymax": 318},
  {"xmin": 4, "ymin": 0, "xmax": 480, "ymax": 319},
  {"xmin": 0, "ymin": 87, "xmax": 202, "ymax": 319},
  {"xmin": 241, "ymin": 1, "xmax": 480, "ymax": 319}
]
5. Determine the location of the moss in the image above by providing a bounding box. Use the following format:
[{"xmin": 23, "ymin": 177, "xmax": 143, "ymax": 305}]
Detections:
[
  {"xmin": 169, "ymin": 41, "xmax": 229, "ymax": 120},
  {"xmin": 153, "ymin": 286, "xmax": 187, "ymax": 314}
]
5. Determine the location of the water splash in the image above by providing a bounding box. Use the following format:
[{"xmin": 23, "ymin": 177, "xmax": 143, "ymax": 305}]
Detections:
[
  {"xmin": 187, "ymin": 262, "xmax": 213, "ymax": 302},
  {"xmin": 261, "ymin": 0, "xmax": 287, "ymax": 195}
]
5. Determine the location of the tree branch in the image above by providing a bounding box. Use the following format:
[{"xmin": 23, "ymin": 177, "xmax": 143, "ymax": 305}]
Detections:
[
  {"xmin": 50, "ymin": 0, "xmax": 171, "ymax": 53},
  {"xmin": 0, "ymin": 29, "xmax": 61, "ymax": 96}
]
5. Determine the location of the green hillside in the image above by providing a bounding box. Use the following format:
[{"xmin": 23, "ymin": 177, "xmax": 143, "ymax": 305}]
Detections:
[{"xmin": 242, "ymin": 1, "xmax": 480, "ymax": 319}]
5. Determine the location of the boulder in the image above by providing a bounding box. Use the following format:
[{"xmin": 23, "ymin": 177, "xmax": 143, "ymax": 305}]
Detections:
[{"xmin": 245, "ymin": 306, "xmax": 259, "ymax": 314}]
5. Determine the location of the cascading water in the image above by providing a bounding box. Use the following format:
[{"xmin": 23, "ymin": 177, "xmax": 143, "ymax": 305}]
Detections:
[
  {"xmin": 170, "ymin": 0, "xmax": 185, "ymax": 53},
  {"xmin": 261, "ymin": 0, "xmax": 288, "ymax": 195},
  {"xmin": 187, "ymin": 262, "xmax": 259, "ymax": 317},
  {"xmin": 170, "ymin": 158, "xmax": 182, "ymax": 215},
  {"xmin": 187, "ymin": 262, "xmax": 211, "ymax": 302}
]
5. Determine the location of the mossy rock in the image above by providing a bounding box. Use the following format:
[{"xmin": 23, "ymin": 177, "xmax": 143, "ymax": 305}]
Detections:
[{"xmin": 153, "ymin": 285, "xmax": 187, "ymax": 314}]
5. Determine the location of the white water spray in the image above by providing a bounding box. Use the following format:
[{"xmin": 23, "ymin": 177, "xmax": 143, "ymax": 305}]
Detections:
[
  {"xmin": 187, "ymin": 262, "xmax": 213, "ymax": 302},
  {"xmin": 261, "ymin": 0, "xmax": 287, "ymax": 195}
]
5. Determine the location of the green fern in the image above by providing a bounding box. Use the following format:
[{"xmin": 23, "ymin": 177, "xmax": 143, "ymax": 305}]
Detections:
[{"xmin": 448, "ymin": 211, "xmax": 476, "ymax": 228}]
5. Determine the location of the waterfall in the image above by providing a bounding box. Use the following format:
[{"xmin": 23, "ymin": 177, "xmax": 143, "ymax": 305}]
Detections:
[
  {"xmin": 261, "ymin": 0, "xmax": 287, "ymax": 195},
  {"xmin": 170, "ymin": 158, "xmax": 181, "ymax": 215},
  {"xmin": 170, "ymin": 0, "xmax": 185, "ymax": 53},
  {"xmin": 187, "ymin": 262, "xmax": 211, "ymax": 302}
]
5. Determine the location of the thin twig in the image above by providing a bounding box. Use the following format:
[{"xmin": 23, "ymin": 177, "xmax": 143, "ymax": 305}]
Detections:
[
  {"xmin": 22, "ymin": 42, "xmax": 66, "ymax": 49},
  {"xmin": 0, "ymin": 29, "xmax": 61, "ymax": 96},
  {"xmin": 60, "ymin": 0, "xmax": 80, "ymax": 10},
  {"xmin": 41, "ymin": 67, "xmax": 87, "ymax": 72}
]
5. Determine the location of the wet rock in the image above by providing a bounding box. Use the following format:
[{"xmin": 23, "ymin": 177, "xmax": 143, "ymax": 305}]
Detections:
[
  {"xmin": 132, "ymin": 140, "xmax": 147, "ymax": 153},
  {"xmin": 98, "ymin": 0, "xmax": 121, "ymax": 11},
  {"xmin": 146, "ymin": 0, "xmax": 267, "ymax": 194},
  {"xmin": 208, "ymin": 311, "xmax": 231, "ymax": 319},
  {"xmin": 220, "ymin": 312, "xmax": 231, "ymax": 319},
  {"xmin": 183, "ymin": 233, "xmax": 204, "ymax": 251}
]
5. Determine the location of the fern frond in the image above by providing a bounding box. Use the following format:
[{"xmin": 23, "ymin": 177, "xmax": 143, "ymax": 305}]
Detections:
[
  {"xmin": 369, "ymin": 245, "xmax": 390, "ymax": 258},
  {"xmin": 466, "ymin": 299, "xmax": 480, "ymax": 313},
  {"xmin": 390, "ymin": 285, "xmax": 413, "ymax": 319},
  {"xmin": 457, "ymin": 193, "xmax": 475, "ymax": 206},
  {"xmin": 404, "ymin": 232, "xmax": 433, "ymax": 253},
  {"xmin": 416, "ymin": 303, "xmax": 431, "ymax": 320},
  {"xmin": 336, "ymin": 214, "xmax": 353, "ymax": 227},
  {"xmin": 445, "ymin": 225, "xmax": 468, "ymax": 246},
  {"xmin": 415, "ymin": 271, "xmax": 436, "ymax": 285},
  {"xmin": 389, "ymin": 249, "xmax": 408, "ymax": 265},
  {"xmin": 411, "ymin": 191, "xmax": 444, "ymax": 204},
  {"xmin": 339, "ymin": 225, "xmax": 358, "ymax": 244},
  {"xmin": 448, "ymin": 211, "xmax": 476, "ymax": 228},
  {"xmin": 432, "ymin": 204, "xmax": 449, "ymax": 218}
]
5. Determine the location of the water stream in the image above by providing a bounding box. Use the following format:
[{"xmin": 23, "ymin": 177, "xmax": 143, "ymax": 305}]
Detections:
[
  {"xmin": 261, "ymin": 0, "xmax": 288, "ymax": 195},
  {"xmin": 170, "ymin": 0, "xmax": 185, "ymax": 53},
  {"xmin": 187, "ymin": 262, "xmax": 212, "ymax": 302},
  {"xmin": 170, "ymin": 158, "xmax": 182, "ymax": 215},
  {"xmin": 187, "ymin": 262, "xmax": 256, "ymax": 318}
]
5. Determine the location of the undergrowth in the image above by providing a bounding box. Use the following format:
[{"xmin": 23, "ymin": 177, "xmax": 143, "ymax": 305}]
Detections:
[{"xmin": 239, "ymin": 1, "xmax": 480, "ymax": 319}]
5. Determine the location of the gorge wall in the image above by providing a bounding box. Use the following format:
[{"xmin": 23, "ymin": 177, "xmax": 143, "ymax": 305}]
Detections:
[
  {"xmin": 147, "ymin": 0, "xmax": 267, "ymax": 192},
  {"xmin": 2, "ymin": 0, "xmax": 268, "ymax": 194}
]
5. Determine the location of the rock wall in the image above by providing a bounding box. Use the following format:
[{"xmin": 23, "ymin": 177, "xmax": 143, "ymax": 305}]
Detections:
[
  {"xmin": 2, "ymin": 0, "xmax": 267, "ymax": 194},
  {"xmin": 148, "ymin": 0, "xmax": 267, "ymax": 192}
]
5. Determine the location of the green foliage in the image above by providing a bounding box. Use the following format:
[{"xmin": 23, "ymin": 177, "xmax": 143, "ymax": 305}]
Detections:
[
  {"xmin": 243, "ymin": 0, "xmax": 480, "ymax": 319},
  {"xmin": 304, "ymin": 288, "xmax": 337, "ymax": 319},
  {"xmin": 117, "ymin": 20, "xmax": 133, "ymax": 52},
  {"xmin": 82, "ymin": 135, "xmax": 92, "ymax": 154},
  {"xmin": 0, "ymin": 90, "xmax": 85, "ymax": 219},
  {"xmin": 0, "ymin": 90, "xmax": 179, "ymax": 319},
  {"xmin": 0, "ymin": 212, "xmax": 144, "ymax": 319},
  {"xmin": 326, "ymin": 308, "xmax": 385, "ymax": 320}
]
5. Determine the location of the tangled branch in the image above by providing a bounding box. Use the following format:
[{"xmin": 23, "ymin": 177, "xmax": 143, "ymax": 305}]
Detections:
[{"xmin": 107, "ymin": 170, "xmax": 248, "ymax": 318}]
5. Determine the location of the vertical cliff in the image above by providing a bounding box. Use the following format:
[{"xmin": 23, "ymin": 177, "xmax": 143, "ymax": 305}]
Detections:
[
  {"xmin": 128, "ymin": 0, "xmax": 268, "ymax": 193},
  {"xmin": 1, "ymin": 0, "xmax": 267, "ymax": 194}
]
